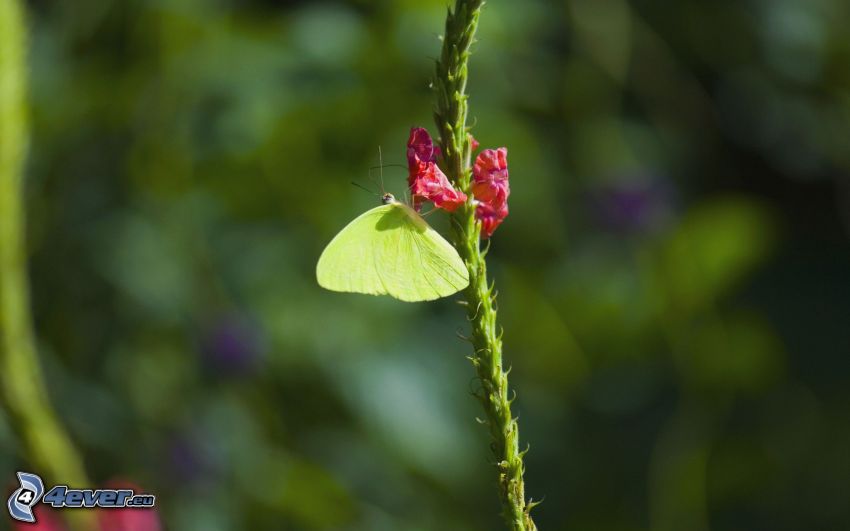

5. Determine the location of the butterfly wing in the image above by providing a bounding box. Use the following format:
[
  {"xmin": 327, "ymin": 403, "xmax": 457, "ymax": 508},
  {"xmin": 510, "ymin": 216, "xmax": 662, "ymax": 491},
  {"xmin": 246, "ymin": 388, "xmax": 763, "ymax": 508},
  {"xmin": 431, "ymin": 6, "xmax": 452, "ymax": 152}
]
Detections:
[
  {"xmin": 384, "ymin": 203, "xmax": 470, "ymax": 301},
  {"xmin": 316, "ymin": 204, "xmax": 396, "ymax": 297},
  {"xmin": 316, "ymin": 203, "xmax": 469, "ymax": 302}
]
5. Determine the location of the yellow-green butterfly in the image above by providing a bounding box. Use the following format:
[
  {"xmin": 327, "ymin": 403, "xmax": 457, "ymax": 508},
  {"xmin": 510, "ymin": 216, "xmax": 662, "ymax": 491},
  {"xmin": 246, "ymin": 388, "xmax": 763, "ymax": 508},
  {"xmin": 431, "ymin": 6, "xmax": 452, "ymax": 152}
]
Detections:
[{"xmin": 316, "ymin": 193, "xmax": 469, "ymax": 302}]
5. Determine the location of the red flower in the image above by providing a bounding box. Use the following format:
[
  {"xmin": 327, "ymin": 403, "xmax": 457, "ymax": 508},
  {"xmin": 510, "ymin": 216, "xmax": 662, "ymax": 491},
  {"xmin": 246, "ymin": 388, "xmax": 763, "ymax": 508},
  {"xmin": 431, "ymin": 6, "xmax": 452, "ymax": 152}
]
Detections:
[
  {"xmin": 12, "ymin": 506, "xmax": 65, "ymax": 531},
  {"xmin": 97, "ymin": 507, "xmax": 161, "ymax": 531},
  {"xmin": 408, "ymin": 159, "xmax": 467, "ymax": 212},
  {"xmin": 97, "ymin": 479, "xmax": 162, "ymax": 531},
  {"xmin": 469, "ymin": 134, "xmax": 480, "ymax": 152},
  {"xmin": 476, "ymin": 200, "xmax": 509, "ymax": 239},
  {"xmin": 9, "ymin": 480, "xmax": 161, "ymax": 531},
  {"xmin": 406, "ymin": 127, "xmax": 440, "ymax": 166},
  {"xmin": 404, "ymin": 127, "xmax": 510, "ymax": 235},
  {"xmin": 406, "ymin": 127, "xmax": 467, "ymax": 212},
  {"xmin": 472, "ymin": 148, "xmax": 509, "ymax": 205},
  {"xmin": 471, "ymin": 148, "xmax": 510, "ymax": 238}
]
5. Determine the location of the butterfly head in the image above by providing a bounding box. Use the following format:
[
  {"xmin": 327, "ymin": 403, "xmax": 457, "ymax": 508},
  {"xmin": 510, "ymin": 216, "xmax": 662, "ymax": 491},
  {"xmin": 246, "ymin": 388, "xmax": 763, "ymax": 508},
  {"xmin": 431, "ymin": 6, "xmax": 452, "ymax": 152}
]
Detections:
[{"xmin": 381, "ymin": 193, "xmax": 396, "ymax": 205}]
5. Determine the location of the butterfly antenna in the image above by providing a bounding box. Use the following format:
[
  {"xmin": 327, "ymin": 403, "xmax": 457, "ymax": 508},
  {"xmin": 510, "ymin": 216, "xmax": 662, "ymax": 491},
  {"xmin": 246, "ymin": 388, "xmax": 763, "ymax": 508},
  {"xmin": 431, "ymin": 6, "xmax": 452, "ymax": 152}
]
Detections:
[
  {"xmin": 351, "ymin": 181, "xmax": 378, "ymax": 196},
  {"xmin": 378, "ymin": 146, "xmax": 385, "ymax": 194},
  {"xmin": 368, "ymin": 163, "xmax": 407, "ymax": 171}
]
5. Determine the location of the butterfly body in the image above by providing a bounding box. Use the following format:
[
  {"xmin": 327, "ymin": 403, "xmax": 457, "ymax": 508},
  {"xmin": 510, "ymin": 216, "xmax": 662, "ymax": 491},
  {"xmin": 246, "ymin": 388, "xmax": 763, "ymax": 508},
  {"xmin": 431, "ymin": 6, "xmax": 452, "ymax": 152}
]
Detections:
[{"xmin": 316, "ymin": 196, "xmax": 469, "ymax": 302}]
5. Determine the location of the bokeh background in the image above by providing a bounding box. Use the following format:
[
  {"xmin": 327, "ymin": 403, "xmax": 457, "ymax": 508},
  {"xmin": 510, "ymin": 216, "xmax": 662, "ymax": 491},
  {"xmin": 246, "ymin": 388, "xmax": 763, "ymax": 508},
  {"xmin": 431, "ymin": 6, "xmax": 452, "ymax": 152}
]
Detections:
[{"xmin": 2, "ymin": 0, "xmax": 850, "ymax": 530}]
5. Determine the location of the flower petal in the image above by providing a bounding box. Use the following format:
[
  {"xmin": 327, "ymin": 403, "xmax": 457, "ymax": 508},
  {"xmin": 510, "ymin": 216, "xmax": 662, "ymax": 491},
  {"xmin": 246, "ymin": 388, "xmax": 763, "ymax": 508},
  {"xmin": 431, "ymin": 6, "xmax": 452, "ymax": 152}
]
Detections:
[
  {"xmin": 469, "ymin": 134, "xmax": 480, "ymax": 152},
  {"xmin": 409, "ymin": 160, "xmax": 467, "ymax": 212},
  {"xmin": 476, "ymin": 201, "xmax": 509, "ymax": 239},
  {"xmin": 471, "ymin": 148, "xmax": 509, "ymax": 205},
  {"xmin": 407, "ymin": 127, "xmax": 440, "ymax": 167},
  {"xmin": 471, "ymin": 148, "xmax": 510, "ymax": 237}
]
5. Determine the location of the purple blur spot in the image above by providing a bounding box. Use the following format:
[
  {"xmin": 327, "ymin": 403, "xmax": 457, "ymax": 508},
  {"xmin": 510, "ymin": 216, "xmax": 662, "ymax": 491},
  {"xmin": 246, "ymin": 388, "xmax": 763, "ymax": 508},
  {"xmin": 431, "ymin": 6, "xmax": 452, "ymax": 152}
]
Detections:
[
  {"xmin": 199, "ymin": 313, "xmax": 265, "ymax": 376},
  {"xmin": 589, "ymin": 176, "xmax": 676, "ymax": 234}
]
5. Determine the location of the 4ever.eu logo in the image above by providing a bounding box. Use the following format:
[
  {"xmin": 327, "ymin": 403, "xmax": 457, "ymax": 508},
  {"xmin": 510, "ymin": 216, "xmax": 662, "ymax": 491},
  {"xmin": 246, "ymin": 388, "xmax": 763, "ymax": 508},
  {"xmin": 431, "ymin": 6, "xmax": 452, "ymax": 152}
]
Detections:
[{"xmin": 7, "ymin": 472, "xmax": 155, "ymax": 524}]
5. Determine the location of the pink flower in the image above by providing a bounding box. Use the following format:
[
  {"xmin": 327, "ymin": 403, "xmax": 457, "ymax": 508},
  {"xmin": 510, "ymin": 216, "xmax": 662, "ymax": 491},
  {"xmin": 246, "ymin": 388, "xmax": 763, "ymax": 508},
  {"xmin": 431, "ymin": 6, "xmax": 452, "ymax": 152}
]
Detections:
[
  {"xmin": 97, "ymin": 479, "xmax": 162, "ymax": 531},
  {"xmin": 12, "ymin": 506, "xmax": 66, "ymax": 531},
  {"xmin": 476, "ymin": 201, "xmax": 509, "ymax": 239},
  {"xmin": 471, "ymin": 148, "xmax": 510, "ymax": 238},
  {"xmin": 469, "ymin": 134, "xmax": 480, "ymax": 152},
  {"xmin": 8, "ymin": 480, "xmax": 162, "ymax": 531},
  {"xmin": 97, "ymin": 508, "xmax": 161, "ymax": 531},
  {"xmin": 406, "ymin": 127, "xmax": 467, "ymax": 212},
  {"xmin": 408, "ymin": 159, "xmax": 467, "ymax": 212},
  {"xmin": 472, "ymin": 148, "xmax": 509, "ymax": 205},
  {"xmin": 406, "ymin": 127, "xmax": 440, "ymax": 166},
  {"xmin": 404, "ymin": 127, "xmax": 510, "ymax": 234}
]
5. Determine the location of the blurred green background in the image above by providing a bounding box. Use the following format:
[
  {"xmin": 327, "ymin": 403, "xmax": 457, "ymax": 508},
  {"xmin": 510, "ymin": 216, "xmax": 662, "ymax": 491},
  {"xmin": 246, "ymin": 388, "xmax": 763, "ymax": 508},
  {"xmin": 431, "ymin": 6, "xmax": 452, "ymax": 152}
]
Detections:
[{"xmin": 2, "ymin": 0, "xmax": 850, "ymax": 529}]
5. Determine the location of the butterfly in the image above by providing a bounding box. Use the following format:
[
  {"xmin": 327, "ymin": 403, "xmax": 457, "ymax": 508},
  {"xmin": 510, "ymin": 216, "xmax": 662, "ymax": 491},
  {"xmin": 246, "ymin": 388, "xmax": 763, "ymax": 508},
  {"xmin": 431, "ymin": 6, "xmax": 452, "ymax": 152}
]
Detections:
[{"xmin": 316, "ymin": 193, "xmax": 469, "ymax": 302}]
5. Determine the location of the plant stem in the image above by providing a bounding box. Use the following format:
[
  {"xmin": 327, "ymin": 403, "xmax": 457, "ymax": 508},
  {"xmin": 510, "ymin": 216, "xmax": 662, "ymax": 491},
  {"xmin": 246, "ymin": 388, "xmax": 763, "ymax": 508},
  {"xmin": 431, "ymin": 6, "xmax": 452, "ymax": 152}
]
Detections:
[
  {"xmin": 433, "ymin": 2, "xmax": 537, "ymax": 529},
  {"xmin": 0, "ymin": 2, "xmax": 94, "ymax": 529}
]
